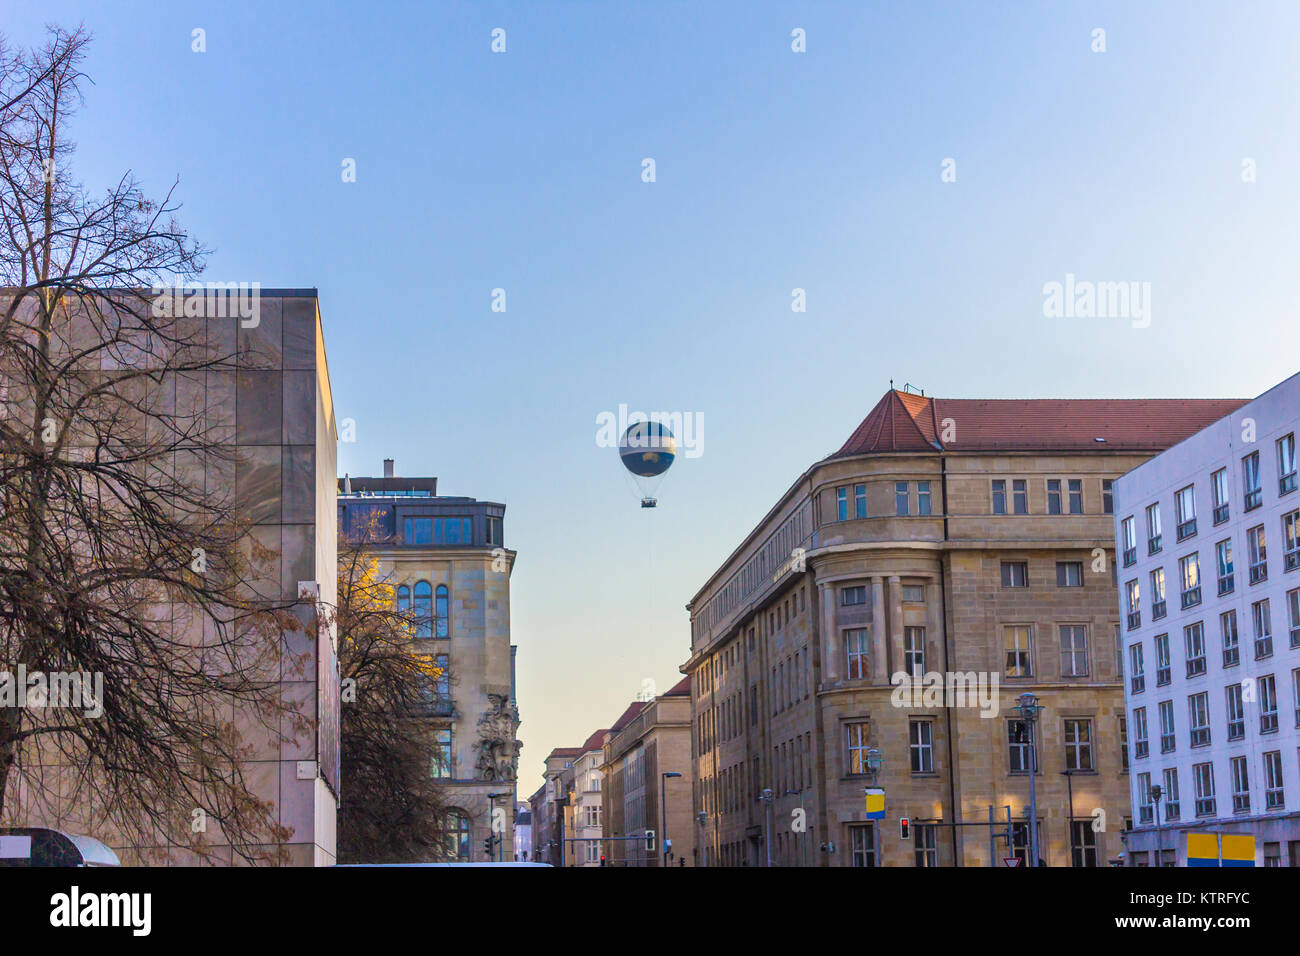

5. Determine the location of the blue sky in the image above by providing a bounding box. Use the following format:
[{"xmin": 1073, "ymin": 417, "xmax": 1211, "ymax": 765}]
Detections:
[{"xmin": 12, "ymin": 0, "xmax": 1300, "ymax": 790}]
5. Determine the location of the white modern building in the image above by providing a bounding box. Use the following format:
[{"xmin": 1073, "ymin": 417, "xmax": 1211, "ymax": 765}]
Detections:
[{"xmin": 1114, "ymin": 371, "xmax": 1300, "ymax": 866}]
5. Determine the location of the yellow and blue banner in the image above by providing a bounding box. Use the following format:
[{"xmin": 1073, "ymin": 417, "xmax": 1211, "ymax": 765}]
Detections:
[
  {"xmin": 1221, "ymin": 834, "xmax": 1256, "ymax": 867},
  {"xmin": 1186, "ymin": 833, "xmax": 1220, "ymax": 867},
  {"xmin": 864, "ymin": 788, "xmax": 885, "ymax": 820}
]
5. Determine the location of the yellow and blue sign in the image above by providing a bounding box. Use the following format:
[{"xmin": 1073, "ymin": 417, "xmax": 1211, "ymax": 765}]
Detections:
[
  {"xmin": 1186, "ymin": 832, "xmax": 1219, "ymax": 867},
  {"xmin": 1221, "ymin": 834, "xmax": 1256, "ymax": 867},
  {"xmin": 863, "ymin": 789, "xmax": 885, "ymax": 820},
  {"xmin": 1186, "ymin": 832, "xmax": 1256, "ymax": 867}
]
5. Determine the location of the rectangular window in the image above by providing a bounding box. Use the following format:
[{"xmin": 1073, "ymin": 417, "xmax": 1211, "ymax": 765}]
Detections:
[
  {"xmin": 1163, "ymin": 767, "xmax": 1180, "ymax": 821},
  {"xmin": 1129, "ymin": 642, "xmax": 1145, "ymax": 694},
  {"xmin": 1222, "ymin": 609, "xmax": 1240, "ymax": 667},
  {"xmin": 840, "ymin": 585, "xmax": 867, "ymax": 606},
  {"xmin": 901, "ymin": 584, "xmax": 925, "ymax": 603},
  {"xmin": 1119, "ymin": 715, "xmax": 1130, "ymax": 772},
  {"xmin": 1154, "ymin": 632, "xmax": 1171, "ymax": 686},
  {"xmin": 904, "ymin": 626, "xmax": 926, "ymax": 677},
  {"xmin": 1070, "ymin": 820, "xmax": 1099, "ymax": 867},
  {"xmin": 1225, "ymin": 683, "xmax": 1245, "ymax": 741},
  {"xmin": 1279, "ymin": 433, "xmax": 1297, "ymax": 496},
  {"xmin": 846, "ymin": 722, "xmax": 871, "ymax": 775},
  {"xmin": 1188, "ymin": 692, "xmax": 1211, "ymax": 747},
  {"xmin": 1231, "ymin": 755, "xmax": 1251, "ymax": 814},
  {"xmin": 1122, "ymin": 516, "xmax": 1137, "ymax": 566},
  {"xmin": 404, "ymin": 517, "xmax": 433, "ymax": 545},
  {"xmin": 1158, "ymin": 699, "xmax": 1176, "ymax": 753},
  {"xmin": 1284, "ymin": 510, "xmax": 1300, "ymax": 571},
  {"xmin": 854, "ymin": 483, "xmax": 867, "ymax": 519},
  {"xmin": 1102, "ymin": 478, "xmax": 1114, "ymax": 514},
  {"xmin": 1063, "ymin": 719, "xmax": 1093, "ymax": 771},
  {"xmin": 1149, "ymin": 567, "xmax": 1166, "ymax": 619},
  {"xmin": 1132, "ymin": 707, "xmax": 1149, "ymax": 759},
  {"xmin": 844, "ymin": 629, "xmax": 870, "ymax": 680},
  {"xmin": 1068, "ymin": 479, "xmax": 1083, "ymax": 514},
  {"xmin": 895, "ymin": 482, "xmax": 909, "ymax": 516},
  {"xmin": 485, "ymin": 516, "xmax": 503, "ymax": 546},
  {"xmin": 1248, "ymin": 524, "xmax": 1268, "ymax": 584},
  {"xmin": 432, "ymin": 728, "xmax": 452, "ymax": 778},
  {"xmin": 1008, "ymin": 719, "xmax": 1034, "ymax": 774},
  {"xmin": 1244, "ymin": 451, "xmax": 1262, "ymax": 511},
  {"xmin": 1260, "ymin": 673, "xmax": 1278, "ymax": 734},
  {"xmin": 1147, "ymin": 503, "xmax": 1163, "ymax": 555},
  {"xmin": 1179, "ymin": 553, "xmax": 1201, "ymax": 609},
  {"xmin": 1176, "ymin": 485, "xmax": 1197, "ymax": 540},
  {"xmin": 1057, "ymin": 561, "xmax": 1083, "ymax": 587},
  {"xmin": 1263, "ymin": 751, "xmax": 1284, "ymax": 809},
  {"xmin": 1004, "ymin": 625, "xmax": 1033, "ymax": 678},
  {"xmin": 1212, "ymin": 467, "xmax": 1230, "ymax": 524},
  {"xmin": 1001, "ymin": 561, "xmax": 1028, "ymax": 588},
  {"xmin": 909, "ymin": 720, "xmax": 934, "ymax": 774},
  {"xmin": 1137, "ymin": 772, "xmax": 1154, "ymax": 825},
  {"xmin": 1289, "ymin": 588, "xmax": 1300, "ymax": 648},
  {"xmin": 917, "ymin": 481, "xmax": 932, "ymax": 516},
  {"xmin": 1013, "ymin": 479, "xmax": 1028, "ymax": 515},
  {"xmin": 1060, "ymin": 625, "xmax": 1089, "ymax": 677},
  {"xmin": 836, "ymin": 487, "xmax": 848, "ymax": 521},
  {"xmin": 1253, "ymin": 598, "xmax": 1273, "ymax": 659},
  {"xmin": 913, "ymin": 823, "xmax": 938, "ymax": 867},
  {"xmin": 1185, "ymin": 622, "xmax": 1207, "ymax": 678},
  {"xmin": 1216, "ymin": 539, "xmax": 1234, "ymax": 595},
  {"xmin": 1047, "ymin": 479, "xmax": 1062, "ymax": 515},
  {"xmin": 1193, "ymin": 762, "xmax": 1216, "ymax": 817},
  {"xmin": 849, "ymin": 824, "xmax": 876, "ymax": 867},
  {"xmin": 992, "ymin": 479, "xmax": 1006, "ymax": 515},
  {"xmin": 1126, "ymin": 579, "xmax": 1141, "ymax": 630}
]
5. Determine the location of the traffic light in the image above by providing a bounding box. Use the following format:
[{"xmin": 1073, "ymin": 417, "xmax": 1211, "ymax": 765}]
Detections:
[
  {"xmin": 899, "ymin": 817, "xmax": 910, "ymax": 840},
  {"xmin": 600, "ymin": 855, "xmax": 606, "ymax": 867},
  {"xmin": 483, "ymin": 836, "xmax": 494, "ymax": 858},
  {"xmin": 644, "ymin": 828, "xmax": 656, "ymax": 852}
]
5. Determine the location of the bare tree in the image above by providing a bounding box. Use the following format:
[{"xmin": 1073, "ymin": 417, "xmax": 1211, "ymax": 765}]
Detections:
[
  {"xmin": 0, "ymin": 26, "xmax": 308, "ymax": 863},
  {"xmin": 333, "ymin": 518, "xmax": 451, "ymax": 863}
]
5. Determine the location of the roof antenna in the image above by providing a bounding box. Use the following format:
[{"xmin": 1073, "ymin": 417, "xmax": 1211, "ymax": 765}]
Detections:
[{"xmin": 890, "ymin": 378, "xmax": 894, "ymax": 391}]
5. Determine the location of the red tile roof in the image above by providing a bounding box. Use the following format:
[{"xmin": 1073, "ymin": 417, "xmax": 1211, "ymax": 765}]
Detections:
[
  {"xmin": 548, "ymin": 747, "xmax": 583, "ymax": 759},
  {"xmin": 831, "ymin": 390, "xmax": 1247, "ymax": 457},
  {"xmin": 579, "ymin": 729, "xmax": 609, "ymax": 753},
  {"xmin": 608, "ymin": 701, "xmax": 647, "ymax": 734},
  {"xmin": 665, "ymin": 675, "xmax": 691, "ymax": 697}
]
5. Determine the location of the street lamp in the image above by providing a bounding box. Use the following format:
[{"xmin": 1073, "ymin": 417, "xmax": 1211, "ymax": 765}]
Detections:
[
  {"xmin": 785, "ymin": 789, "xmax": 809, "ymax": 867},
  {"xmin": 865, "ymin": 748, "xmax": 882, "ymax": 787},
  {"xmin": 661, "ymin": 772, "xmax": 682, "ymax": 867},
  {"xmin": 1061, "ymin": 770, "xmax": 1076, "ymax": 867},
  {"xmin": 697, "ymin": 810, "xmax": 707, "ymax": 868},
  {"xmin": 1150, "ymin": 784, "xmax": 1164, "ymax": 867},
  {"xmin": 1015, "ymin": 693, "xmax": 1042, "ymax": 868},
  {"xmin": 487, "ymin": 791, "xmax": 507, "ymax": 862},
  {"xmin": 760, "ymin": 788, "xmax": 774, "ymax": 867}
]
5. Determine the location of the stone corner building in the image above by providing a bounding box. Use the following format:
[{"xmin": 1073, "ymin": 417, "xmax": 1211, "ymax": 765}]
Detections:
[
  {"xmin": 337, "ymin": 463, "xmax": 519, "ymax": 861},
  {"xmin": 682, "ymin": 387, "xmax": 1242, "ymax": 867}
]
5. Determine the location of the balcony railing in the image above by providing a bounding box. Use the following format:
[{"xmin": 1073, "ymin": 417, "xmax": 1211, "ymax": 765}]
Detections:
[
  {"xmin": 1181, "ymin": 587, "xmax": 1201, "ymax": 609},
  {"xmin": 1130, "ymin": 675, "xmax": 1145, "ymax": 695},
  {"xmin": 1127, "ymin": 611, "xmax": 1141, "ymax": 630},
  {"xmin": 1249, "ymin": 562, "xmax": 1267, "ymax": 585},
  {"xmin": 1156, "ymin": 666, "xmax": 1170, "ymax": 686},
  {"xmin": 1245, "ymin": 489, "xmax": 1262, "ymax": 512},
  {"xmin": 1190, "ymin": 727, "xmax": 1211, "ymax": 747},
  {"xmin": 1148, "ymin": 536, "xmax": 1162, "ymax": 555},
  {"xmin": 1187, "ymin": 656, "xmax": 1207, "ymax": 678},
  {"xmin": 1151, "ymin": 600, "xmax": 1167, "ymax": 620},
  {"xmin": 1123, "ymin": 547, "xmax": 1137, "ymax": 567},
  {"xmin": 1281, "ymin": 473, "xmax": 1298, "ymax": 496},
  {"xmin": 1218, "ymin": 574, "xmax": 1234, "ymax": 596},
  {"xmin": 1213, "ymin": 503, "xmax": 1229, "ymax": 525},
  {"xmin": 1256, "ymin": 637, "xmax": 1273, "ymax": 660}
]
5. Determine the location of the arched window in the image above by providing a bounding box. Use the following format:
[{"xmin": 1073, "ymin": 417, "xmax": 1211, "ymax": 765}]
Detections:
[
  {"xmin": 435, "ymin": 584, "xmax": 449, "ymax": 638},
  {"xmin": 396, "ymin": 585, "xmax": 410, "ymax": 615},
  {"xmin": 414, "ymin": 581, "xmax": 432, "ymax": 638},
  {"xmin": 445, "ymin": 810, "xmax": 471, "ymax": 861}
]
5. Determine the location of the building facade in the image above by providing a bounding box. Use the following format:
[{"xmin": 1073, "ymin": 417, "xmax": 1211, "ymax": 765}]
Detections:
[
  {"xmin": 1116, "ymin": 371, "xmax": 1300, "ymax": 867},
  {"xmin": 338, "ymin": 462, "xmax": 519, "ymax": 862},
  {"xmin": 567, "ymin": 729, "xmax": 609, "ymax": 867},
  {"xmin": 529, "ymin": 748, "xmax": 581, "ymax": 865},
  {"xmin": 3, "ymin": 290, "xmax": 341, "ymax": 865},
  {"xmin": 601, "ymin": 677, "xmax": 693, "ymax": 866},
  {"xmin": 683, "ymin": 388, "xmax": 1242, "ymax": 867}
]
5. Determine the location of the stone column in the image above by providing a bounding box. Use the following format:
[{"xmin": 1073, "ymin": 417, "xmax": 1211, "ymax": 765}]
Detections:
[
  {"xmin": 821, "ymin": 582, "xmax": 840, "ymax": 682},
  {"xmin": 871, "ymin": 576, "xmax": 887, "ymax": 682},
  {"xmin": 887, "ymin": 575, "xmax": 903, "ymax": 680}
]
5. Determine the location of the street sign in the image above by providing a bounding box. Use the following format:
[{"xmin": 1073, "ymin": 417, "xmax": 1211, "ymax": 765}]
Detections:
[{"xmin": 1003, "ymin": 857, "xmax": 1021, "ymax": 867}]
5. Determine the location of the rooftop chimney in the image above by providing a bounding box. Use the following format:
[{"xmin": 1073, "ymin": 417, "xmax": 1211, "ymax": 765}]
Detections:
[{"xmin": 383, "ymin": 458, "xmax": 395, "ymax": 478}]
